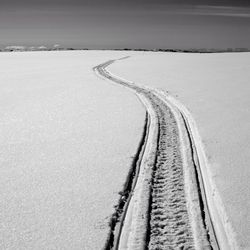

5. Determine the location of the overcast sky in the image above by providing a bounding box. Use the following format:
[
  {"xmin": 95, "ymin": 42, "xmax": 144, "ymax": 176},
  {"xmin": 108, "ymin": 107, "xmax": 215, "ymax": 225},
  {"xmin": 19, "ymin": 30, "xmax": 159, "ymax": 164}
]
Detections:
[{"xmin": 0, "ymin": 0, "xmax": 250, "ymax": 49}]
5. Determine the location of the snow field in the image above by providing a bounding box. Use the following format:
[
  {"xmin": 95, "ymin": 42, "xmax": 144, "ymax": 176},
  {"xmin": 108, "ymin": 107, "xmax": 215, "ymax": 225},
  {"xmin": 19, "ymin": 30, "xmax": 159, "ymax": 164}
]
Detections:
[
  {"xmin": 110, "ymin": 52, "xmax": 250, "ymax": 249},
  {"xmin": 0, "ymin": 51, "xmax": 145, "ymax": 249}
]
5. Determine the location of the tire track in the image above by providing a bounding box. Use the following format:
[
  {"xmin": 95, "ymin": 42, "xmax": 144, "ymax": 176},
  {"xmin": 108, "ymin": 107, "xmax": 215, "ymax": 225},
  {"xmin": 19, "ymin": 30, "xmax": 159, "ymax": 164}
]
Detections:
[
  {"xmin": 147, "ymin": 97, "xmax": 195, "ymax": 249},
  {"xmin": 93, "ymin": 59, "xmax": 220, "ymax": 250}
]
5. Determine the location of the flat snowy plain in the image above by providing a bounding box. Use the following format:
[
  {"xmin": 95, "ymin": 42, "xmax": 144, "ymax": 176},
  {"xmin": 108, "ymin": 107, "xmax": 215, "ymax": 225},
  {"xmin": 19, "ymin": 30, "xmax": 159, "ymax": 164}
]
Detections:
[
  {"xmin": 0, "ymin": 51, "xmax": 145, "ymax": 249},
  {"xmin": 110, "ymin": 52, "xmax": 250, "ymax": 249},
  {"xmin": 1, "ymin": 50, "xmax": 250, "ymax": 249}
]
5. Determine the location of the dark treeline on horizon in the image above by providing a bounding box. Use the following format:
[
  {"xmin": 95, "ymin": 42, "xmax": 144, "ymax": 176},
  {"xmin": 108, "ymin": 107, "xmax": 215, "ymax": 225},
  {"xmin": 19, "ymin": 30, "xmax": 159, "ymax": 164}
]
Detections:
[{"xmin": 1, "ymin": 46, "xmax": 250, "ymax": 53}]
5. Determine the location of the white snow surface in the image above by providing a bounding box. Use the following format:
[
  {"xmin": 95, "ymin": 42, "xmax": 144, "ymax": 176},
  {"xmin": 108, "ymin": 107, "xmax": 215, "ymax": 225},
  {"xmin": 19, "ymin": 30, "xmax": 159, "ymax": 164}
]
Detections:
[
  {"xmin": 110, "ymin": 52, "xmax": 250, "ymax": 249},
  {"xmin": 0, "ymin": 51, "xmax": 145, "ymax": 249}
]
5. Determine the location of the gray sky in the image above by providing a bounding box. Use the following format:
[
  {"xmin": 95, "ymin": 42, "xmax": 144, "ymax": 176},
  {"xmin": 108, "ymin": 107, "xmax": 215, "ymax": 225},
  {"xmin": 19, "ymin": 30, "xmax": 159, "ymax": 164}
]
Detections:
[{"xmin": 0, "ymin": 0, "xmax": 250, "ymax": 49}]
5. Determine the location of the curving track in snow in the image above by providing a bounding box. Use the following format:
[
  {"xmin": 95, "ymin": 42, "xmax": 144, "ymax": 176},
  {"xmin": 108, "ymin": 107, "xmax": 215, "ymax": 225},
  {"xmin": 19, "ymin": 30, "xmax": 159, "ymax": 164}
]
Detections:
[{"xmin": 94, "ymin": 58, "xmax": 229, "ymax": 250}]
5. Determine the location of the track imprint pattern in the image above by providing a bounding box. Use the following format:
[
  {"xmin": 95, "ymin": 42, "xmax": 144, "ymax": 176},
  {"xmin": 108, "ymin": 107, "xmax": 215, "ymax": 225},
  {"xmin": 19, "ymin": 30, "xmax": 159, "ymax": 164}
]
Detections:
[
  {"xmin": 94, "ymin": 59, "xmax": 219, "ymax": 250},
  {"xmin": 149, "ymin": 99, "xmax": 194, "ymax": 249}
]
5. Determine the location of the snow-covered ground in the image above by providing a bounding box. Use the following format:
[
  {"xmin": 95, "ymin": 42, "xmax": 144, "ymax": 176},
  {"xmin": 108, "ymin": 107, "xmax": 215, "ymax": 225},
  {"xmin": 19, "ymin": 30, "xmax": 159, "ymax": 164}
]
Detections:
[
  {"xmin": 2, "ymin": 50, "xmax": 249, "ymax": 249},
  {"xmin": 110, "ymin": 52, "xmax": 250, "ymax": 249},
  {"xmin": 0, "ymin": 51, "xmax": 145, "ymax": 249}
]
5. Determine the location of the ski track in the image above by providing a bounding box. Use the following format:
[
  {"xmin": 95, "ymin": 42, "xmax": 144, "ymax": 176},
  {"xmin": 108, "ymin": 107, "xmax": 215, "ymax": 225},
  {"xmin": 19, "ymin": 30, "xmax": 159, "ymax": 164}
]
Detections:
[{"xmin": 93, "ymin": 59, "xmax": 220, "ymax": 250}]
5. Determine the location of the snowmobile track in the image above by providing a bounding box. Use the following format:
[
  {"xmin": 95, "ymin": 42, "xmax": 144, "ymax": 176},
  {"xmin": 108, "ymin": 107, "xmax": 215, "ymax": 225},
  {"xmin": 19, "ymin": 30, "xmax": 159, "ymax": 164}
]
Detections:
[{"xmin": 94, "ymin": 58, "xmax": 221, "ymax": 250}]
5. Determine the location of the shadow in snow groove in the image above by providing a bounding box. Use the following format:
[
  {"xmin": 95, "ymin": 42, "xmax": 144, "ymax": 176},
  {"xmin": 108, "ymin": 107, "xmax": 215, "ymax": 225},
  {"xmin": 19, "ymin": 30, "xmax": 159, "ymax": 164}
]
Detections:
[{"xmin": 103, "ymin": 113, "xmax": 150, "ymax": 250}]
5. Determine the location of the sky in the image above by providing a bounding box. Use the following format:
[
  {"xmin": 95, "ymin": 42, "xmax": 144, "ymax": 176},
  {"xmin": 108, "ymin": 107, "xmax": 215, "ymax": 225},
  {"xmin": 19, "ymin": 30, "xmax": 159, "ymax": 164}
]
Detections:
[{"xmin": 0, "ymin": 0, "xmax": 250, "ymax": 49}]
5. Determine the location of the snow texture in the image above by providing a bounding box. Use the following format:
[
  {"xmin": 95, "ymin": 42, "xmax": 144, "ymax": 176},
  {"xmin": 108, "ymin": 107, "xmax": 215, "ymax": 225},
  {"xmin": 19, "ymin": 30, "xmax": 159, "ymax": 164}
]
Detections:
[
  {"xmin": 110, "ymin": 52, "xmax": 250, "ymax": 249},
  {"xmin": 0, "ymin": 51, "xmax": 145, "ymax": 249}
]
